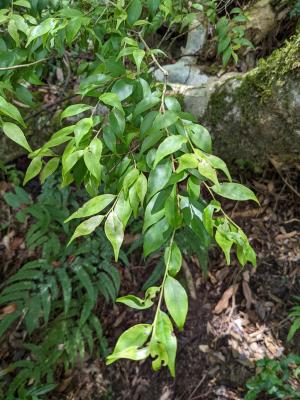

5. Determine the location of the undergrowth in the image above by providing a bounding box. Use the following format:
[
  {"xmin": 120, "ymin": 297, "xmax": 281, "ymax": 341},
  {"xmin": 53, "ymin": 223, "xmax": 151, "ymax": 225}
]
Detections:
[{"xmin": 0, "ymin": 177, "xmax": 123, "ymax": 398}]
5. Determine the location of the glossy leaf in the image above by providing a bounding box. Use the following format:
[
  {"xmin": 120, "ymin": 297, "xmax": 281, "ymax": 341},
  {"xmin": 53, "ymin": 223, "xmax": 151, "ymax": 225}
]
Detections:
[
  {"xmin": 212, "ymin": 183, "xmax": 259, "ymax": 203},
  {"xmin": 2, "ymin": 122, "xmax": 32, "ymax": 152},
  {"xmin": 24, "ymin": 157, "xmax": 42, "ymax": 185},
  {"xmin": 0, "ymin": 97, "xmax": 25, "ymax": 127},
  {"xmin": 164, "ymin": 242, "xmax": 182, "ymax": 277},
  {"xmin": 61, "ymin": 104, "xmax": 92, "ymax": 121},
  {"xmin": 105, "ymin": 211, "xmax": 124, "ymax": 261},
  {"xmin": 68, "ymin": 215, "xmax": 104, "ymax": 244},
  {"xmin": 153, "ymin": 135, "xmax": 187, "ymax": 168},
  {"xmin": 65, "ymin": 194, "xmax": 115, "ymax": 221},
  {"xmin": 164, "ymin": 276, "xmax": 188, "ymax": 330}
]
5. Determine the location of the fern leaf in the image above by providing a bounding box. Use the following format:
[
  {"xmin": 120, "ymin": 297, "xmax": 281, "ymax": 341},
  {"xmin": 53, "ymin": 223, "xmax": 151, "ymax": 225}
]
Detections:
[
  {"xmin": 2, "ymin": 281, "xmax": 34, "ymax": 295},
  {"xmin": 101, "ymin": 262, "xmax": 120, "ymax": 293},
  {"xmin": 25, "ymin": 297, "xmax": 41, "ymax": 334},
  {"xmin": 7, "ymin": 269, "xmax": 42, "ymax": 284},
  {"xmin": 98, "ymin": 272, "xmax": 116, "ymax": 303},
  {"xmin": 0, "ymin": 309, "xmax": 22, "ymax": 339},
  {"xmin": 40, "ymin": 286, "xmax": 51, "ymax": 325},
  {"xmin": 56, "ymin": 268, "xmax": 72, "ymax": 314},
  {"xmin": 75, "ymin": 267, "xmax": 95, "ymax": 304}
]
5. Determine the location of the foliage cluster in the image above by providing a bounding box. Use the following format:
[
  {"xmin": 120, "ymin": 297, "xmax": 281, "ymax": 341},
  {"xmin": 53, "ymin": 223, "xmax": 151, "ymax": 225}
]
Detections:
[
  {"xmin": 0, "ymin": 0, "xmax": 259, "ymax": 397},
  {"xmin": 246, "ymin": 354, "xmax": 300, "ymax": 399}
]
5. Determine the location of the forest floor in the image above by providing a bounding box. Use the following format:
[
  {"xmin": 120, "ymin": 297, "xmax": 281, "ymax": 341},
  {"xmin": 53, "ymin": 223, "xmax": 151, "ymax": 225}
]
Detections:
[{"xmin": 0, "ymin": 161, "xmax": 299, "ymax": 400}]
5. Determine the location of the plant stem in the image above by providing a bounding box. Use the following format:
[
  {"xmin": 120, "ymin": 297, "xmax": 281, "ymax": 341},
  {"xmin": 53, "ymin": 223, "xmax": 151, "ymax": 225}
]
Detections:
[{"xmin": 0, "ymin": 58, "xmax": 49, "ymax": 71}]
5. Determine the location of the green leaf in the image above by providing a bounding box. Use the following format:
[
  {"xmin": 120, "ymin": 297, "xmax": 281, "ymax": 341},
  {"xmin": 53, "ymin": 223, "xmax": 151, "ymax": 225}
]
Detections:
[
  {"xmin": 123, "ymin": 168, "xmax": 139, "ymax": 197},
  {"xmin": 107, "ymin": 324, "xmax": 152, "ymax": 364},
  {"xmin": 115, "ymin": 324, "xmax": 152, "ymax": 353},
  {"xmin": 104, "ymin": 211, "xmax": 124, "ymax": 261},
  {"xmin": 133, "ymin": 95, "xmax": 160, "ymax": 117},
  {"xmin": 117, "ymin": 287, "xmax": 159, "ymax": 310},
  {"xmin": 203, "ymin": 200, "xmax": 221, "ymax": 236},
  {"xmin": 24, "ymin": 157, "xmax": 42, "ymax": 185},
  {"xmin": 114, "ymin": 191, "xmax": 132, "ymax": 229},
  {"xmin": 153, "ymin": 135, "xmax": 187, "ymax": 168},
  {"xmin": 187, "ymin": 176, "xmax": 200, "ymax": 200},
  {"xmin": 107, "ymin": 346, "xmax": 149, "ymax": 365},
  {"xmin": 206, "ymin": 154, "xmax": 231, "ymax": 181},
  {"xmin": 112, "ymin": 79, "xmax": 134, "ymax": 101},
  {"xmin": 222, "ymin": 46, "xmax": 232, "ymax": 65},
  {"xmin": 14, "ymin": 0, "xmax": 31, "ymax": 7},
  {"xmin": 61, "ymin": 104, "xmax": 93, "ymax": 121},
  {"xmin": 288, "ymin": 318, "xmax": 300, "ymax": 342},
  {"xmin": 133, "ymin": 49, "xmax": 145, "ymax": 73},
  {"xmin": 218, "ymin": 36, "xmax": 231, "ymax": 54},
  {"xmin": 143, "ymin": 190, "xmax": 169, "ymax": 232},
  {"xmin": 84, "ymin": 137, "xmax": 102, "ymax": 181},
  {"xmin": 164, "ymin": 242, "xmax": 182, "ymax": 277},
  {"xmin": 143, "ymin": 217, "xmax": 171, "ymax": 257},
  {"xmin": 151, "ymin": 311, "xmax": 177, "ymax": 377},
  {"xmin": 147, "ymin": 160, "xmax": 172, "ymax": 201},
  {"xmin": 152, "ymin": 111, "xmax": 178, "ymax": 131},
  {"xmin": 62, "ymin": 149, "xmax": 84, "ymax": 174},
  {"xmin": 56, "ymin": 268, "xmax": 72, "ymax": 314},
  {"xmin": 212, "ymin": 183, "xmax": 259, "ymax": 203},
  {"xmin": 8, "ymin": 20, "xmax": 20, "ymax": 46},
  {"xmin": 215, "ymin": 229, "xmax": 232, "ymax": 264},
  {"xmin": 165, "ymin": 97, "xmax": 181, "ymax": 112},
  {"xmin": 75, "ymin": 267, "xmax": 95, "ymax": 304},
  {"xmin": 68, "ymin": 215, "xmax": 104, "ymax": 244},
  {"xmin": 127, "ymin": 0, "xmax": 143, "ymax": 25},
  {"xmin": 164, "ymin": 276, "xmax": 188, "ymax": 331},
  {"xmin": 40, "ymin": 157, "xmax": 60, "ymax": 183},
  {"xmin": 176, "ymin": 153, "xmax": 198, "ymax": 173},
  {"xmin": 26, "ymin": 18, "xmax": 56, "ymax": 47},
  {"xmin": 65, "ymin": 194, "xmax": 116, "ymax": 221},
  {"xmin": 0, "ymin": 97, "xmax": 25, "ymax": 127},
  {"xmin": 99, "ymin": 92, "xmax": 122, "ymax": 111},
  {"xmin": 164, "ymin": 186, "xmax": 182, "ymax": 228},
  {"xmin": 74, "ymin": 117, "xmax": 93, "ymax": 146},
  {"xmin": 135, "ymin": 173, "xmax": 147, "ymax": 205},
  {"xmin": 2, "ymin": 122, "xmax": 32, "ymax": 152},
  {"xmin": 197, "ymin": 157, "xmax": 218, "ymax": 185},
  {"xmin": 188, "ymin": 124, "xmax": 212, "ymax": 153}
]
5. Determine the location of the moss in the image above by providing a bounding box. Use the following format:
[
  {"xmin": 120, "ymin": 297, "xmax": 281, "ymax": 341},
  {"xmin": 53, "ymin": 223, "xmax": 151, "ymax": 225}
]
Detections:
[
  {"xmin": 242, "ymin": 32, "xmax": 300, "ymax": 97},
  {"xmin": 206, "ymin": 33, "xmax": 300, "ymax": 128}
]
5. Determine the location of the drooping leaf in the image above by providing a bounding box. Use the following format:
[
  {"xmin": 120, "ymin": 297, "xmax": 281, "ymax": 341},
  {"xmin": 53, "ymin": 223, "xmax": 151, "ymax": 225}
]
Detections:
[
  {"xmin": 68, "ymin": 215, "xmax": 104, "ymax": 244},
  {"xmin": 212, "ymin": 183, "xmax": 259, "ymax": 203},
  {"xmin": 153, "ymin": 135, "xmax": 187, "ymax": 168},
  {"xmin": 164, "ymin": 242, "xmax": 182, "ymax": 277},
  {"xmin": 24, "ymin": 157, "xmax": 42, "ymax": 185},
  {"xmin": 65, "ymin": 194, "xmax": 115, "ymax": 221},
  {"xmin": 127, "ymin": 0, "xmax": 143, "ymax": 25},
  {"xmin": 143, "ymin": 217, "xmax": 171, "ymax": 257},
  {"xmin": 104, "ymin": 211, "xmax": 124, "ymax": 261},
  {"xmin": 2, "ymin": 122, "xmax": 32, "ymax": 152},
  {"xmin": 107, "ymin": 324, "xmax": 152, "ymax": 364},
  {"xmin": 40, "ymin": 157, "xmax": 60, "ymax": 183},
  {"xmin": 164, "ymin": 276, "xmax": 188, "ymax": 330},
  {"xmin": 61, "ymin": 104, "xmax": 93, "ymax": 121},
  {"xmin": 0, "ymin": 97, "xmax": 25, "ymax": 127}
]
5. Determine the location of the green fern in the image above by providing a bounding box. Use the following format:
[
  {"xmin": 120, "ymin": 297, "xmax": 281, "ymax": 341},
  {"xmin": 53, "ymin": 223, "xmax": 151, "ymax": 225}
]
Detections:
[
  {"xmin": 0, "ymin": 179, "xmax": 122, "ymax": 398},
  {"xmin": 288, "ymin": 296, "xmax": 300, "ymax": 342}
]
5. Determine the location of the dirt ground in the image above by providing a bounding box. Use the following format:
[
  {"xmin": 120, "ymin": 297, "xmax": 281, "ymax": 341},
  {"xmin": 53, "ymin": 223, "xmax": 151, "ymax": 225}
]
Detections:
[{"xmin": 0, "ymin": 160, "xmax": 299, "ymax": 400}]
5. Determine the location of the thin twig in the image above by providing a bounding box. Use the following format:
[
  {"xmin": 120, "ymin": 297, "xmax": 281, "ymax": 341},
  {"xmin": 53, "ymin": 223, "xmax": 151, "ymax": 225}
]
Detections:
[
  {"xmin": 269, "ymin": 157, "xmax": 300, "ymax": 198},
  {"xmin": 24, "ymin": 94, "xmax": 78, "ymax": 122},
  {"xmin": 0, "ymin": 58, "xmax": 49, "ymax": 71},
  {"xmin": 188, "ymin": 374, "xmax": 207, "ymax": 400}
]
